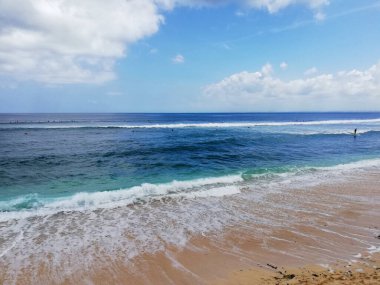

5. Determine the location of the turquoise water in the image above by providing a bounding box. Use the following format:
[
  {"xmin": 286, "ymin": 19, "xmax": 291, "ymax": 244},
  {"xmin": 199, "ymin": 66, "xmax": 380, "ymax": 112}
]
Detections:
[{"xmin": 1, "ymin": 112, "xmax": 380, "ymax": 214}]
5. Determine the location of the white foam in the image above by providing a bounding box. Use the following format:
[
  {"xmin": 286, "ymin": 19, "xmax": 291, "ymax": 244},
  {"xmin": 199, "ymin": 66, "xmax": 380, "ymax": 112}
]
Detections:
[
  {"xmin": 0, "ymin": 175, "xmax": 243, "ymax": 221},
  {"xmin": 319, "ymin": 158, "xmax": 380, "ymax": 171},
  {"xmin": 2, "ymin": 157, "xmax": 380, "ymax": 222},
  {"xmin": 0, "ymin": 230, "xmax": 24, "ymax": 258},
  {"xmin": 368, "ymin": 246, "xmax": 380, "ymax": 254},
  {"xmin": 281, "ymin": 129, "xmax": 377, "ymax": 135},
  {"xmin": 319, "ymin": 263, "xmax": 330, "ymax": 269},
  {"xmin": 0, "ymin": 193, "xmax": 41, "ymax": 211},
  {"xmin": 176, "ymin": 185, "xmax": 240, "ymax": 198},
  {"xmin": 47, "ymin": 175, "xmax": 243, "ymax": 210},
  {"xmin": 3, "ymin": 118, "xmax": 380, "ymax": 129}
]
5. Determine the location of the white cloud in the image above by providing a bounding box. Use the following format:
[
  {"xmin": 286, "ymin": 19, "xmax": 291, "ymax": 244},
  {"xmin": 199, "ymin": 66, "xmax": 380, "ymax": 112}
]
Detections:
[
  {"xmin": 172, "ymin": 54, "xmax": 185, "ymax": 64},
  {"xmin": 0, "ymin": 0, "xmax": 329, "ymax": 84},
  {"xmin": 305, "ymin": 67, "xmax": 318, "ymax": 76},
  {"xmin": 202, "ymin": 62, "xmax": 380, "ymax": 111},
  {"xmin": 0, "ymin": 0, "xmax": 164, "ymax": 84},
  {"xmin": 261, "ymin": 63, "xmax": 273, "ymax": 76},
  {"xmin": 280, "ymin": 62, "xmax": 288, "ymax": 70}
]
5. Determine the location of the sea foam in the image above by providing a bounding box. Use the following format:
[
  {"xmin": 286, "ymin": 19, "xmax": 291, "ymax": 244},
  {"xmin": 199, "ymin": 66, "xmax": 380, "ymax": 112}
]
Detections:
[
  {"xmin": 0, "ymin": 175, "xmax": 243, "ymax": 221},
  {"xmin": 1, "ymin": 158, "xmax": 380, "ymax": 222},
  {"xmin": 2, "ymin": 118, "xmax": 380, "ymax": 129}
]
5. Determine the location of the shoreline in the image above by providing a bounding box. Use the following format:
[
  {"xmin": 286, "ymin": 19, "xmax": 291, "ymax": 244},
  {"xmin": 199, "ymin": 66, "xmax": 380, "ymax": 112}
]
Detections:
[
  {"xmin": 96, "ymin": 171, "xmax": 380, "ymax": 284},
  {"xmin": 1, "ymin": 170, "xmax": 380, "ymax": 284}
]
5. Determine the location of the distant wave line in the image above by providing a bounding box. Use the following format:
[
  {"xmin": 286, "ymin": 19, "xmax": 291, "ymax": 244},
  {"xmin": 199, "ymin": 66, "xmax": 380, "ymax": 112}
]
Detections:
[{"xmin": 1, "ymin": 118, "xmax": 380, "ymax": 129}]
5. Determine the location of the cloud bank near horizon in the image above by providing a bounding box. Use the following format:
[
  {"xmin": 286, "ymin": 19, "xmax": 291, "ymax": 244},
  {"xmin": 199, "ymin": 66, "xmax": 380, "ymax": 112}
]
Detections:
[
  {"xmin": 0, "ymin": 0, "xmax": 328, "ymax": 84},
  {"xmin": 202, "ymin": 62, "xmax": 380, "ymax": 111}
]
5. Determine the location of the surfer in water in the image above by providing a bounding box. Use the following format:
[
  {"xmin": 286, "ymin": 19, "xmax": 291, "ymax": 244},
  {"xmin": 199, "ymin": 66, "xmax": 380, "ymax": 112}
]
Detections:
[{"xmin": 354, "ymin": 128, "xmax": 357, "ymax": 137}]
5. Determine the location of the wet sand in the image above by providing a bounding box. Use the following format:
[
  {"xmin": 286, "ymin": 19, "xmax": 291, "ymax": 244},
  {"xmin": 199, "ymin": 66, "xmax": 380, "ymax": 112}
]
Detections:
[
  {"xmin": 215, "ymin": 253, "xmax": 380, "ymax": 285},
  {"xmin": 1, "ymin": 171, "xmax": 380, "ymax": 284},
  {"xmin": 95, "ymin": 172, "xmax": 380, "ymax": 284}
]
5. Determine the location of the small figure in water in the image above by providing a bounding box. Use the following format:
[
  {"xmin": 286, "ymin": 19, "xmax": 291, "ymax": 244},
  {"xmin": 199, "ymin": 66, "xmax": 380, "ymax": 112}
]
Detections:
[{"xmin": 354, "ymin": 128, "xmax": 357, "ymax": 137}]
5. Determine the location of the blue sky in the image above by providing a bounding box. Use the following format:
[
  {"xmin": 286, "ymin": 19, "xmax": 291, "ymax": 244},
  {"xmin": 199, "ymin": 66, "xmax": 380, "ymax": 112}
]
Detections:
[{"xmin": 0, "ymin": 0, "xmax": 380, "ymax": 112}]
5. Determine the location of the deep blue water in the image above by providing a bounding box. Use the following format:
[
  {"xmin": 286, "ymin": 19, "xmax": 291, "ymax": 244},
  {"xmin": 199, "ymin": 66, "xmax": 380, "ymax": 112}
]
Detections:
[{"xmin": 1, "ymin": 113, "xmax": 380, "ymax": 212}]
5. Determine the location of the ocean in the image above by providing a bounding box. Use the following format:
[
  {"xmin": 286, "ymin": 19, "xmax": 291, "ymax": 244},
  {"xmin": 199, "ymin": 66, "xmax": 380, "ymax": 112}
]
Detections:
[
  {"xmin": 1, "ymin": 113, "xmax": 380, "ymax": 214},
  {"xmin": 1, "ymin": 112, "xmax": 380, "ymax": 282}
]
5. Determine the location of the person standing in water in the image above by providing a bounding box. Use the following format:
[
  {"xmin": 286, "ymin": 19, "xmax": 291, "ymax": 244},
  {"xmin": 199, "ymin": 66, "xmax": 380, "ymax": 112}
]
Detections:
[{"xmin": 354, "ymin": 128, "xmax": 357, "ymax": 136}]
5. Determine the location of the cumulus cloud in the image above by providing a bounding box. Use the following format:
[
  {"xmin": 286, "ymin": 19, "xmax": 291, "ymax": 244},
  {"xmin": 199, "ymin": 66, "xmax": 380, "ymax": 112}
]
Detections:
[
  {"xmin": 0, "ymin": 0, "xmax": 164, "ymax": 84},
  {"xmin": 172, "ymin": 54, "xmax": 185, "ymax": 64},
  {"xmin": 0, "ymin": 0, "xmax": 329, "ymax": 84},
  {"xmin": 202, "ymin": 62, "xmax": 380, "ymax": 111}
]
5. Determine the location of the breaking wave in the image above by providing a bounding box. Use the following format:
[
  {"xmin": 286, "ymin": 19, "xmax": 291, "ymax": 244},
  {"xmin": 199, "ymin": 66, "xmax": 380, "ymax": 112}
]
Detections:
[
  {"xmin": 2, "ymin": 118, "xmax": 380, "ymax": 129},
  {"xmin": 1, "ymin": 157, "xmax": 380, "ymax": 222}
]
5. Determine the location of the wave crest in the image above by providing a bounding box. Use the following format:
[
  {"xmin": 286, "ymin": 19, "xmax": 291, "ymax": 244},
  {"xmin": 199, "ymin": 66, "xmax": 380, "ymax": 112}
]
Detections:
[
  {"xmin": 2, "ymin": 158, "xmax": 380, "ymax": 222},
  {"xmin": 2, "ymin": 118, "xmax": 380, "ymax": 129}
]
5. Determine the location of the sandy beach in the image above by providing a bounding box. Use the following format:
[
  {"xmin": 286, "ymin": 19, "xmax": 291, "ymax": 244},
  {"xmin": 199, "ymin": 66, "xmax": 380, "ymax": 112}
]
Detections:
[
  {"xmin": 125, "ymin": 171, "xmax": 380, "ymax": 285},
  {"xmin": 98, "ymin": 171, "xmax": 380, "ymax": 285},
  {"xmin": 2, "ymin": 168, "xmax": 379, "ymax": 285}
]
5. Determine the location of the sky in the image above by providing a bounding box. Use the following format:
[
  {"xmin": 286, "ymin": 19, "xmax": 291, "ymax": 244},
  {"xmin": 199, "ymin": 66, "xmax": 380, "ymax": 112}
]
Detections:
[{"xmin": 0, "ymin": 0, "xmax": 380, "ymax": 112}]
